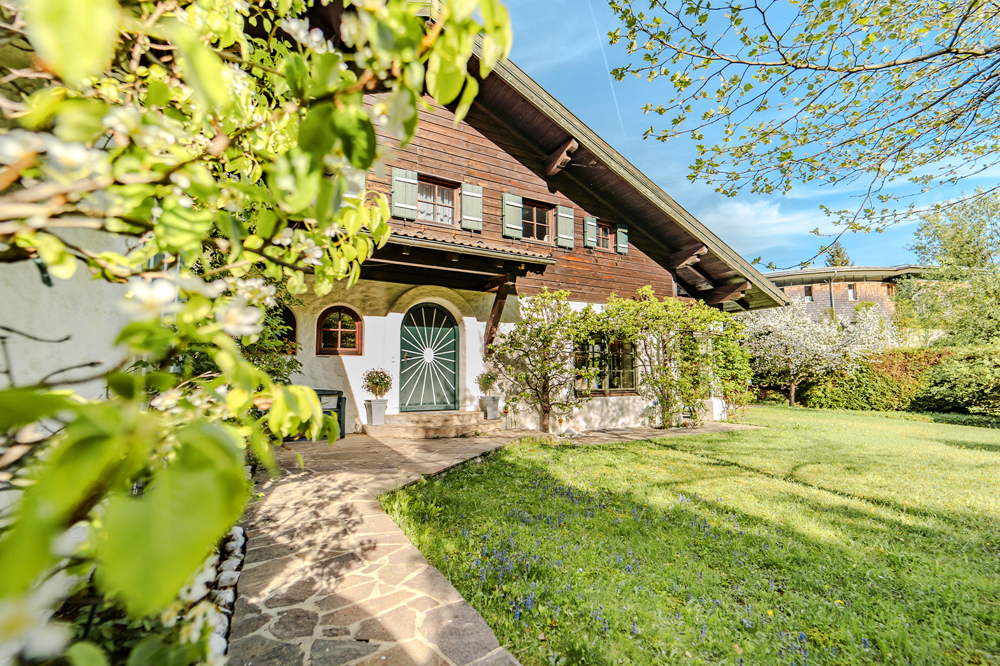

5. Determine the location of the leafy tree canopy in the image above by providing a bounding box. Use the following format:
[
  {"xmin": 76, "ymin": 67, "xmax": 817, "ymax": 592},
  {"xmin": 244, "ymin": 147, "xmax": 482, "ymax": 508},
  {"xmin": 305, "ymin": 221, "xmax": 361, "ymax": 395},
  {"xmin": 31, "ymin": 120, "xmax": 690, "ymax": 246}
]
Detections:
[
  {"xmin": 0, "ymin": 0, "xmax": 511, "ymax": 663},
  {"xmin": 608, "ymin": 0, "xmax": 1000, "ymax": 266}
]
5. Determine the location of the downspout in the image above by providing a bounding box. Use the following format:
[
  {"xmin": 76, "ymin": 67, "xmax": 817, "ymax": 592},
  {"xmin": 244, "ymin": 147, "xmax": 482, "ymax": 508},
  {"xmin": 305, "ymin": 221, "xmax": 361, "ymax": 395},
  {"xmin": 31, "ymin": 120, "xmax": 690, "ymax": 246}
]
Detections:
[{"xmin": 829, "ymin": 269, "xmax": 837, "ymax": 321}]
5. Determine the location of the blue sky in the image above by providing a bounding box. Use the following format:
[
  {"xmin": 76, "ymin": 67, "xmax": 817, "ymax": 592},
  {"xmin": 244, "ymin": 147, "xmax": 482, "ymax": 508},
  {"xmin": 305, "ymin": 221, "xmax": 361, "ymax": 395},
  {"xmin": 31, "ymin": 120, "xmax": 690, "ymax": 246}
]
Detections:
[{"xmin": 501, "ymin": 0, "xmax": 926, "ymax": 269}]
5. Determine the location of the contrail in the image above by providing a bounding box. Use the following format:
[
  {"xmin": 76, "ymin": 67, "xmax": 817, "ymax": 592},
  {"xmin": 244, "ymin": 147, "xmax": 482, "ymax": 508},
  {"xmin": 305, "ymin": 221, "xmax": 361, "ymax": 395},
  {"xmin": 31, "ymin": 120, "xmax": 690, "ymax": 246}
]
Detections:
[{"xmin": 586, "ymin": 0, "xmax": 633, "ymax": 161}]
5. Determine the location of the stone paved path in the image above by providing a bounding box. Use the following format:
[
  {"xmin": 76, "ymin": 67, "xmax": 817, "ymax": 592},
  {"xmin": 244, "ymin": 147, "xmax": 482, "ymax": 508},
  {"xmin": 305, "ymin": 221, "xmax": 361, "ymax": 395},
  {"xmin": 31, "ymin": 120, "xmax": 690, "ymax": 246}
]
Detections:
[{"xmin": 229, "ymin": 422, "xmax": 755, "ymax": 666}]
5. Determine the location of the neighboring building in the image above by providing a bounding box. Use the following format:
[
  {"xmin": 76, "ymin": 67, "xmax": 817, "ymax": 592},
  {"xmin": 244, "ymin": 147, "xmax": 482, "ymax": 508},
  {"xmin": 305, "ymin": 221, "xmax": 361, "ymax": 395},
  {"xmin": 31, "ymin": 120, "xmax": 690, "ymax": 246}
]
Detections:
[
  {"xmin": 765, "ymin": 265, "xmax": 929, "ymax": 324},
  {"xmin": 1, "ymin": 56, "xmax": 787, "ymax": 434}
]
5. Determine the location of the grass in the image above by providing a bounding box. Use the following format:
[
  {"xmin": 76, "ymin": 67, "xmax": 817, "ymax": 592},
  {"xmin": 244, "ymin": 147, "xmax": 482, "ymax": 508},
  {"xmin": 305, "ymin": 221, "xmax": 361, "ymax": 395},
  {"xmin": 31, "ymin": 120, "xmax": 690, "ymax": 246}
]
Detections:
[{"xmin": 381, "ymin": 406, "xmax": 1000, "ymax": 665}]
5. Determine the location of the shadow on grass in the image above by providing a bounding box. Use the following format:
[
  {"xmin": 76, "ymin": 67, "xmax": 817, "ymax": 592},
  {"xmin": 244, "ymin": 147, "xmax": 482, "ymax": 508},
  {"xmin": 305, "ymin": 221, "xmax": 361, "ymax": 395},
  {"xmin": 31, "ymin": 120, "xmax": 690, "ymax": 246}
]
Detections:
[{"xmin": 387, "ymin": 440, "xmax": 1000, "ymax": 665}]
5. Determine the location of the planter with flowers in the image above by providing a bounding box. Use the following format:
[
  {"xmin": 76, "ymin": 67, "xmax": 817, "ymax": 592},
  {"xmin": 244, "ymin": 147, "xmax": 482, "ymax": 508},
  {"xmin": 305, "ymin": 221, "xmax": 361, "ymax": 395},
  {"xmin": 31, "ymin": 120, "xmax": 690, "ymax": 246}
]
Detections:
[
  {"xmin": 476, "ymin": 368, "xmax": 501, "ymax": 420},
  {"xmin": 362, "ymin": 368, "xmax": 392, "ymax": 425}
]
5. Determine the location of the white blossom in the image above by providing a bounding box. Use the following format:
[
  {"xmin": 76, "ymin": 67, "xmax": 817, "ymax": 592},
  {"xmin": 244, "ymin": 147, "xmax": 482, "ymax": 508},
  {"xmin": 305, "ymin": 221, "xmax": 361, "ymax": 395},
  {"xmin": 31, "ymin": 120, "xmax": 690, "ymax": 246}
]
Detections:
[
  {"xmin": 280, "ymin": 17, "xmax": 333, "ymax": 54},
  {"xmin": 216, "ymin": 300, "xmax": 264, "ymax": 337},
  {"xmin": 123, "ymin": 279, "xmax": 180, "ymax": 316},
  {"xmin": 0, "ymin": 588, "xmax": 69, "ymax": 665},
  {"xmin": 150, "ymin": 388, "xmax": 182, "ymax": 411},
  {"xmin": 233, "ymin": 278, "xmax": 277, "ymax": 306},
  {"xmin": 300, "ymin": 238, "xmax": 324, "ymax": 266},
  {"xmin": 0, "ymin": 130, "xmax": 45, "ymax": 165},
  {"xmin": 740, "ymin": 297, "xmax": 897, "ymax": 403},
  {"xmin": 272, "ymin": 227, "xmax": 293, "ymax": 246}
]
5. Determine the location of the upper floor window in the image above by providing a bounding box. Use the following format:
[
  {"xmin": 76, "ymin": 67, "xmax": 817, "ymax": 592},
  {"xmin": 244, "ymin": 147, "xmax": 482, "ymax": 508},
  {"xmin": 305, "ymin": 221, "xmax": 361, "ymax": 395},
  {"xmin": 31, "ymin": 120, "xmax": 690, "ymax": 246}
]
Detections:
[
  {"xmin": 521, "ymin": 202, "xmax": 551, "ymax": 242},
  {"xmin": 596, "ymin": 223, "xmax": 614, "ymax": 250},
  {"xmin": 575, "ymin": 338, "xmax": 637, "ymax": 394},
  {"xmin": 317, "ymin": 306, "xmax": 362, "ymax": 356},
  {"xmin": 847, "ymin": 283, "xmax": 857, "ymax": 301},
  {"xmin": 804, "ymin": 286, "xmax": 814, "ymax": 302},
  {"xmin": 887, "ymin": 283, "xmax": 896, "ymax": 299},
  {"xmin": 417, "ymin": 179, "xmax": 456, "ymax": 225}
]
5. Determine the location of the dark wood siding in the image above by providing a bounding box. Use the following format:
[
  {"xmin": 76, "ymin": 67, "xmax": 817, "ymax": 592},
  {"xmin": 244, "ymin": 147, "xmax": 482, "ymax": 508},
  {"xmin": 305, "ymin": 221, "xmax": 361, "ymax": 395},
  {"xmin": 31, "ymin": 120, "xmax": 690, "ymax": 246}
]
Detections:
[
  {"xmin": 366, "ymin": 96, "xmax": 676, "ymax": 304},
  {"xmin": 782, "ymin": 282, "xmax": 896, "ymax": 323}
]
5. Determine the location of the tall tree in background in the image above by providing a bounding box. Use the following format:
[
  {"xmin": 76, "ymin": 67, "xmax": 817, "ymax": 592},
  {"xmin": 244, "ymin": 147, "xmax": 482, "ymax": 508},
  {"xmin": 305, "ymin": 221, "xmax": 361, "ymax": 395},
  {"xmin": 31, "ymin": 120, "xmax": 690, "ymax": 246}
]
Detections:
[
  {"xmin": 824, "ymin": 241, "xmax": 853, "ymax": 268},
  {"xmin": 608, "ymin": 0, "xmax": 1000, "ymax": 266},
  {"xmin": 897, "ymin": 190, "xmax": 1000, "ymax": 344}
]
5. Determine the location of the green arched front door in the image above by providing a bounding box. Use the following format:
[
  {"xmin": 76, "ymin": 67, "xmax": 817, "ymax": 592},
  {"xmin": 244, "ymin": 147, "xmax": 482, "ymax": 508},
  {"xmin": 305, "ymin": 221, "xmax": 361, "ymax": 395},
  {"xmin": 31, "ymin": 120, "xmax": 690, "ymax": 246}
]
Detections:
[{"xmin": 399, "ymin": 304, "xmax": 458, "ymax": 411}]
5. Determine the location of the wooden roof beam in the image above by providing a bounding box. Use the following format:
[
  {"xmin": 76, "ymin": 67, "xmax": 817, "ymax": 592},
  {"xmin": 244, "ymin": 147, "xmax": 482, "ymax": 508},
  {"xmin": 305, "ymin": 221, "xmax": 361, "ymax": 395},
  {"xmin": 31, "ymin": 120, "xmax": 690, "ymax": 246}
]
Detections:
[
  {"xmin": 544, "ymin": 137, "xmax": 579, "ymax": 177},
  {"xmin": 667, "ymin": 244, "xmax": 708, "ymax": 270},
  {"xmin": 483, "ymin": 273, "xmax": 514, "ymax": 292},
  {"xmin": 697, "ymin": 281, "xmax": 751, "ymax": 305}
]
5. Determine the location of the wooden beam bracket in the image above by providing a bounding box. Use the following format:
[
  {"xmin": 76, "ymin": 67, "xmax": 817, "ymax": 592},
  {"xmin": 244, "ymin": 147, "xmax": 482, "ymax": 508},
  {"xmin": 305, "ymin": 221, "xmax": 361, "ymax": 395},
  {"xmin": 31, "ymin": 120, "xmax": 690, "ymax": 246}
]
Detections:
[
  {"xmin": 667, "ymin": 244, "xmax": 708, "ymax": 270},
  {"xmin": 484, "ymin": 278, "xmax": 513, "ymax": 351},
  {"xmin": 543, "ymin": 137, "xmax": 579, "ymax": 178},
  {"xmin": 697, "ymin": 281, "xmax": 751, "ymax": 305}
]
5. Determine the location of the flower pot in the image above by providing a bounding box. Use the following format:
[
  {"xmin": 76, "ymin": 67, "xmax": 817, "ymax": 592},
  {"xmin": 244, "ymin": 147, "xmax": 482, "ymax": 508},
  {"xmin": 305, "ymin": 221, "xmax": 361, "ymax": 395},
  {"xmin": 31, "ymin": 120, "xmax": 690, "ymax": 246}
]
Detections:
[
  {"xmin": 364, "ymin": 399, "xmax": 388, "ymax": 426},
  {"xmin": 480, "ymin": 396, "xmax": 501, "ymax": 420}
]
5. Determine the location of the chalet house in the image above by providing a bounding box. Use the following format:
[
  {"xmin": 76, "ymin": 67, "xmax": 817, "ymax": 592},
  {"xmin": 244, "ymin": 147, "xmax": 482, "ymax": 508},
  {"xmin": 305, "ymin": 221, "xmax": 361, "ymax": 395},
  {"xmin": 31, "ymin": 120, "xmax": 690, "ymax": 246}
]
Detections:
[
  {"xmin": 766, "ymin": 265, "xmax": 928, "ymax": 325},
  {"xmin": 286, "ymin": 56, "xmax": 787, "ymax": 435}
]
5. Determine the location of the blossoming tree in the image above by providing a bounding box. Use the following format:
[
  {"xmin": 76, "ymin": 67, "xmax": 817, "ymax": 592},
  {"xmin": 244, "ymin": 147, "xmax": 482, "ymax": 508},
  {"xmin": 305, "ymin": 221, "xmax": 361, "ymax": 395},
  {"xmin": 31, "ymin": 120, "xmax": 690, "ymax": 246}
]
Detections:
[
  {"xmin": 741, "ymin": 298, "xmax": 897, "ymax": 406},
  {"xmin": 0, "ymin": 0, "xmax": 510, "ymax": 663},
  {"xmin": 491, "ymin": 289, "xmax": 597, "ymax": 433}
]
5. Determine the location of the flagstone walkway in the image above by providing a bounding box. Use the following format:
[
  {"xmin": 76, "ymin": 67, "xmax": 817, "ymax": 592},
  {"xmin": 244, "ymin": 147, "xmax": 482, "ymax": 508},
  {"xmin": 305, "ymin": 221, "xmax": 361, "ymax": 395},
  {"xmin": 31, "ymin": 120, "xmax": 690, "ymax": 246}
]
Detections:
[{"xmin": 228, "ymin": 421, "xmax": 755, "ymax": 666}]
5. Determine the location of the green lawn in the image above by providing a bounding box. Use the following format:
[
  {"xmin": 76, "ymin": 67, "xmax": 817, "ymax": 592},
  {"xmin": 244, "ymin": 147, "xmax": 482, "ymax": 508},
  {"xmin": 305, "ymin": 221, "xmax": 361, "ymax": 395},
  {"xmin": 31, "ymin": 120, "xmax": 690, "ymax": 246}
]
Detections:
[{"xmin": 381, "ymin": 406, "xmax": 1000, "ymax": 665}]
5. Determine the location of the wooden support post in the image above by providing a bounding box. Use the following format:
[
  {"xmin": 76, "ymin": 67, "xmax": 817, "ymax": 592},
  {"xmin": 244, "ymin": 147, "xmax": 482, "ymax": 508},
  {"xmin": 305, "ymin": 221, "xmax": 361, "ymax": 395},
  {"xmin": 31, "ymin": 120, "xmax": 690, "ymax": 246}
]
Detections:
[
  {"xmin": 544, "ymin": 137, "xmax": 579, "ymax": 177},
  {"xmin": 484, "ymin": 279, "xmax": 513, "ymax": 351},
  {"xmin": 483, "ymin": 273, "xmax": 511, "ymax": 293}
]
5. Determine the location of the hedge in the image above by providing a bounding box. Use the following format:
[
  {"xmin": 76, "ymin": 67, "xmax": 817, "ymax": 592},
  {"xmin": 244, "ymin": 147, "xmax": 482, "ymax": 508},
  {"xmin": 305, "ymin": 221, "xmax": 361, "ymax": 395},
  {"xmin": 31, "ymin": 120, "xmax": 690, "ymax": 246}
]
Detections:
[{"xmin": 800, "ymin": 347, "xmax": 1000, "ymax": 416}]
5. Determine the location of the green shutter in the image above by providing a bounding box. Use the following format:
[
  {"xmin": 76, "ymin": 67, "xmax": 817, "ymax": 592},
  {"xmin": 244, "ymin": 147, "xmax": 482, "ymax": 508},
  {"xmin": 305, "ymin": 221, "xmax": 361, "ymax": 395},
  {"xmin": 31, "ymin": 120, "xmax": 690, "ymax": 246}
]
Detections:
[
  {"xmin": 583, "ymin": 216, "xmax": 597, "ymax": 248},
  {"xmin": 502, "ymin": 193, "xmax": 522, "ymax": 239},
  {"xmin": 460, "ymin": 183, "xmax": 483, "ymax": 231},
  {"xmin": 391, "ymin": 167, "xmax": 417, "ymax": 220},
  {"xmin": 616, "ymin": 223, "xmax": 629, "ymax": 254},
  {"xmin": 556, "ymin": 206, "xmax": 574, "ymax": 249}
]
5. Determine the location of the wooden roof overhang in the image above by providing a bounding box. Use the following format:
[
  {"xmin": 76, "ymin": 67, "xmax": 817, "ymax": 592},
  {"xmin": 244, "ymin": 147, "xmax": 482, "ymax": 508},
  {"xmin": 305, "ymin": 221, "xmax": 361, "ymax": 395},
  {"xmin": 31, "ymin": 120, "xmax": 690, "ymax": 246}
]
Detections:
[{"xmin": 469, "ymin": 55, "xmax": 788, "ymax": 312}]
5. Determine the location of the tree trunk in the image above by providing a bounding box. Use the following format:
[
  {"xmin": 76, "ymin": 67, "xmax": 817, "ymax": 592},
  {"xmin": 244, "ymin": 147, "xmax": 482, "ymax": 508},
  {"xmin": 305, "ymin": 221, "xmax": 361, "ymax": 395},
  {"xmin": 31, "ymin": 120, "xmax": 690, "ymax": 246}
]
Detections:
[
  {"xmin": 789, "ymin": 381, "xmax": 797, "ymax": 407},
  {"xmin": 539, "ymin": 378, "xmax": 551, "ymax": 433}
]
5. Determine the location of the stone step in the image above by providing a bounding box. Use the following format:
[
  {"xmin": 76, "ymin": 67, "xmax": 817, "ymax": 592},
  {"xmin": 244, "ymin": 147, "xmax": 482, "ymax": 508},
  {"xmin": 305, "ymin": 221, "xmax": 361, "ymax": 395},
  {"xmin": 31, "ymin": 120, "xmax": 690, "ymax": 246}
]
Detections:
[
  {"xmin": 363, "ymin": 418, "xmax": 502, "ymax": 440},
  {"xmin": 385, "ymin": 410, "xmax": 485, "ymax": 426}
]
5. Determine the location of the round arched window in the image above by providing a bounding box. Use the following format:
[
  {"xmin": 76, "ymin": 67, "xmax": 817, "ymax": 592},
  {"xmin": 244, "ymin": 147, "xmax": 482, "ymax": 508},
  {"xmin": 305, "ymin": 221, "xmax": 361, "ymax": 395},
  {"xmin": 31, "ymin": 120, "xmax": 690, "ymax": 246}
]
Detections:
[{"xmin": 317, "ymin": 306, "xmax": 362, "ymax": 355}]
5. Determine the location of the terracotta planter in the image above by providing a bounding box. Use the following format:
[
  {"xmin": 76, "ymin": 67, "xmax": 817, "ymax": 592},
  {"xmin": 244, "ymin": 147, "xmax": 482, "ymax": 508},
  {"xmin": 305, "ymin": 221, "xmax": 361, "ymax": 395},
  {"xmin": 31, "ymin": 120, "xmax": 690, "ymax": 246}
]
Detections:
[
  {"xmin": 364, "ymin": 399, "xmax": 388, "ymax": 425},
  {"xmin": 480, "ymin": 396, "xmax": 501, "ymax": 420}
]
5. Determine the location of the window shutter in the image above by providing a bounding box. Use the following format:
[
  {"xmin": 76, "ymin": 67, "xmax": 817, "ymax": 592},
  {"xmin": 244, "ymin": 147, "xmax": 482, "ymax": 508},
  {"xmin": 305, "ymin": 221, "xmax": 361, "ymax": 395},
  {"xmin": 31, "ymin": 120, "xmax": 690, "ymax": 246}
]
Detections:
[
  {"xmin": 615, "ymin": 223, "xmax": 629, "ymax": 255},
  {"xmin": 556, "ymin": 206, "xmax": 574, "ymax": 249},
  {"xmin": 502, "ymin": 193, "xmax": 523, "ymax": 239},
  {"xmin": 391, "ymin": 167, "xmax": 417, "ymax": 220},
  {"xmin": 583, "ymin": 216, "xmax": 598, "ymax": 248},
  {"xmin": 460, "ymin": 184, "xmax": 483, "ymax": 231}
]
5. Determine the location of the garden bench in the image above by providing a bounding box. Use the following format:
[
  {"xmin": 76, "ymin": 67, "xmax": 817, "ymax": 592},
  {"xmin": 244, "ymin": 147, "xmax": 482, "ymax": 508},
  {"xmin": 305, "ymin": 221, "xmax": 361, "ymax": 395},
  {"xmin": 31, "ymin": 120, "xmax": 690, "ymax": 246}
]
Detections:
[{"xmin": 314, "ymin": 389, "xmax": 346, "ymax": 440}]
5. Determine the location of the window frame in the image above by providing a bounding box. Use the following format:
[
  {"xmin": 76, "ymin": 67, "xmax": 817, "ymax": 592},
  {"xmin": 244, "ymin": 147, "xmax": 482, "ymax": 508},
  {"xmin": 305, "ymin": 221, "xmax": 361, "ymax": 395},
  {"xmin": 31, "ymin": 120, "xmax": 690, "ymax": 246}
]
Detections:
[
  {"xmin": 415, "ymin": 176, "xmax": 459, "ymax": 227},
  {"xmin": 595, "ymin": 222, "xmax": 615, "ymax": 251},
  {"xmin": 575, "ymin": 337, "xmax": 639, "ymax": 396},
  {"xmin": 316, "ymin": 306, "xmax": 363, "ymax": 356},
  {"xmin": 847, "ymin": 283, "xmax": 857, "ymax": 301},
  {"xmin": 520, "ymin": 200, "xmax": 553, "ymax": 244},
  {"xmin": 804, "ymin": 285, "xmax": 814, "ymax": 302},
  {"xmin": 278, "ymin": 306, "xmax": 298, "ymax": 355}
]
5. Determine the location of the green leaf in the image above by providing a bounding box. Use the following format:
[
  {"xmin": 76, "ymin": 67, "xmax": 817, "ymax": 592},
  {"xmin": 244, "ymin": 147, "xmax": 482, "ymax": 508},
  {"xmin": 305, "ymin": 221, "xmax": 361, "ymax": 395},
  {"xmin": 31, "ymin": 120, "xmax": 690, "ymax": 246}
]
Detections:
[
  {"xmin": 97, "ymin": 420, "xmax": 246, "ymax": 617},
  {"xmin": 284, "ymin": 54, "xmax": 309, "ymax": 101},
  {"xmin": 331, "ymin": 106, "xmax": 377, "ymax": 170},
  {"xmin": 453, "ymin": 74, "xmax": 479, "ymax": 124},
  {"xmin": 144, "ymin": 80, "xmax": 171, "ymax": 107},
  {"xmin": 54, "ymin": 99, "xmax": 109, "ymax": 143},
  {"xmin": 24, "ymin": 0, "xmax": 120, "ymax": 87},
  {"xmin": 426, "ymin": 51, "xmax": 466, "ymax": 106},
  {"xmin": 299, "ymin": 102, "xmax": 336, "ymax": 169},
  {"xmin": 66, "ymin": 641, "xmax": 110, "ymax": 666},
  {"xmin": 0, "ymin": 388, "xmax": 76, "ymax": 431},
  {"xmin": 166, "ymin": 21, "xmax": 232, "ymax": 111}
]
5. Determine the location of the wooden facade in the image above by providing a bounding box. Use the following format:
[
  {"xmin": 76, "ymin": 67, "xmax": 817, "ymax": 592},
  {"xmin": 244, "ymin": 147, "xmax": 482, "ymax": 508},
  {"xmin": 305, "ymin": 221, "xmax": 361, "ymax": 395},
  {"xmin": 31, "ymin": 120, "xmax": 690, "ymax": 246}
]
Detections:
[{"xmin": 365, "ymin": 97, "xmax": 676, "ymax": 304}]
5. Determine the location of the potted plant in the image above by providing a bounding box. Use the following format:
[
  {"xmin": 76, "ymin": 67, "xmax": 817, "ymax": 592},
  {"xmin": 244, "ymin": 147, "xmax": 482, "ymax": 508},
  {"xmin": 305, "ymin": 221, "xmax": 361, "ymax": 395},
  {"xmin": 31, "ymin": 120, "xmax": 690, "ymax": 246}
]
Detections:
[
  {"xmin": 477, "ymin": 367, "xmax": 501, "ymax": 420},
  {"xmin": 362, "ymin": 367, "xmax": 392, "ymax": 425}
]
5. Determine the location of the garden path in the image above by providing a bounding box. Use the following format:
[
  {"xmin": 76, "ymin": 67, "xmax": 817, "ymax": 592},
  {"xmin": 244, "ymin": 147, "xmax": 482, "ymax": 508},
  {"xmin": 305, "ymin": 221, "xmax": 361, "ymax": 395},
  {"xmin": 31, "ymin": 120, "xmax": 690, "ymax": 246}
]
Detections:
[{"xmin": 228, "ymin": 422, "xmax": 753, "ymax": 666}]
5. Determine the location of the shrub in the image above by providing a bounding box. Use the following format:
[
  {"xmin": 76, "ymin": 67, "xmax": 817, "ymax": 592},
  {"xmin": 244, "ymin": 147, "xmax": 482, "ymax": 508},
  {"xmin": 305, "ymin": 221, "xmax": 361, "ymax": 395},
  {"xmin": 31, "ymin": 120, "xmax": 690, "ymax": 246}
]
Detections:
[
  {"xmin": 476, "ymin": 369, "xmax": 499, "ymax": 394},
  {"xmin": 802, "ymin": 349, "xmax": 949, "ymax": 411},
  {"xmin": 362, "ymin": 368, "xmax": 393, "ymax": 399},
  {"xmin": 911, "ymin": 347, "xmax": 1000, "ymax": 415}
]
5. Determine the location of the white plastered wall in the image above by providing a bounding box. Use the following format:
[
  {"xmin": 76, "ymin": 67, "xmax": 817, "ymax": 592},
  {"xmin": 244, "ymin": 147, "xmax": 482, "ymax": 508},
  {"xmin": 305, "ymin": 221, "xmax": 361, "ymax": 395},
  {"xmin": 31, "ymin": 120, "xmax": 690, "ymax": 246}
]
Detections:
[
  {"xmin": 0, "ymin": 229, "xmax": 132, "ymax": 398},
  {"xmin": 291, "ymin": 282, "xmax": 664, "ymax": 433}
]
